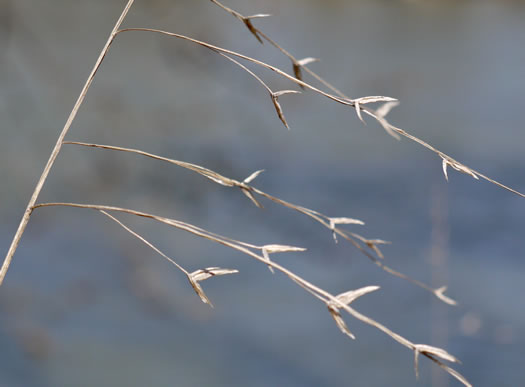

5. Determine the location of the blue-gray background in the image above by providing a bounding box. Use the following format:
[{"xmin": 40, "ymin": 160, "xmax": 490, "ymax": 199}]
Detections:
[{"xmin": 1, "ymin": 0, "xmax": 524, "ymax": 386}]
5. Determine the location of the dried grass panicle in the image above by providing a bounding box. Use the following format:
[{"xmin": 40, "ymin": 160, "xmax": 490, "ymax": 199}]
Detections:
[
  {"xmin": 62, "ymin": 140, "xmax": 456, "ymax": 306},
  {"xmin": 209, "ymin": 0, "xmax": 524, "ymax": 197},
  {"xmin": 33, "ymin": 200, "xmax": 469, "ymax": 384},
  {"xmin": 2, "ymin": 1, "xmax": 524, "ymax": 386}
]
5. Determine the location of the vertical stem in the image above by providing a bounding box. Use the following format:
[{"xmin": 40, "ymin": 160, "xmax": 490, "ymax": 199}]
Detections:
[{"xmin": 0, "ymin": 0, "xmax": 135, "ymax": 285}]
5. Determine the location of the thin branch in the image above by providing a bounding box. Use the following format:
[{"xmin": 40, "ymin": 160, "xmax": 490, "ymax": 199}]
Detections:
[
  {"xmin": 116, "ymin": 28, "xmax": 352, "ymax": 106},
  {"xmin": 99, "ymin": 210, "xmax": 188, "ymax": 275},
  {"xmin": 209, "ymin": 0, "xmax": 245, "ymax": 22},
  {"xmin": 216, "ymin": 51, "xmax": 272, "ymax": 94},
  {"xmin": 32, "ymin": 201, "xmax": 470, "ymax": 385},
  {"xmin": 0, "ymin": 0, "xmax": 136, "ymax": 286}
]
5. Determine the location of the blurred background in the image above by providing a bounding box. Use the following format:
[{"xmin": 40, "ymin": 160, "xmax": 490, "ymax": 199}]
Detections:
[{"xmin": 1, "ymin": 0, "xmax": 524, "ymax": 386}]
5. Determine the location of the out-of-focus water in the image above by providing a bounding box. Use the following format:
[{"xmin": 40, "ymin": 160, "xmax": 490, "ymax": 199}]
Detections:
[{"xmin": 1, "ymin": 0, "xmax": 524, "ymax": 386}]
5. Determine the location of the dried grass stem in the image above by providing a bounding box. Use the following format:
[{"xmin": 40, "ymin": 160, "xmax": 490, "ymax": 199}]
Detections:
[{"xmin": 0, "ymin": 0, "xmax": 136, "ymax": 285}]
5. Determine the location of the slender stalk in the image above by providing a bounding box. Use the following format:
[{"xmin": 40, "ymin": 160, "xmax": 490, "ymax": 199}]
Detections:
[
  {"xmin": 0, "ymin": 0, "xmax": 135, "ymax": 285},
  {"xmin": 99, "ymin": 210, "xmax": 189, "ymax": 275},
  {"xmin": 116, "ymin": 28, "xmax": 351, "ymax": 106}
]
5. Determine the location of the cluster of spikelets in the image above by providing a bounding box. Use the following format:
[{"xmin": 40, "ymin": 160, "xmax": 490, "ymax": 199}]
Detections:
[{"xmin": 3, "ymin": 1, "xmax": 525, "ymax": 386}]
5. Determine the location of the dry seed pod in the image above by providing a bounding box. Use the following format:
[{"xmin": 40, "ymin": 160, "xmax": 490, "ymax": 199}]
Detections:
[
  {"xmin": 262, "ymin": 244, "xmax": 306, "ymax": 273},
  {"xmin": 329, "ymin": 217, "xmax": 364, "ymax": 243},
  {"xmin": 441, "ymin": 157, "xmax": 479, "ymax": 181},
  {"xmin": 413, "ymin": 344, "xmax": 460, "ymax": 380},
  {"xmin": 243, "ymin": 169, "xmax": 265, "ymax": 184},
  {"xmin": 271, "ymin": 90, "xmax": 301, "ymax": 129},
  {"xmin": 327, "ymin": 286, "xmax": 380, "ymax": 339},
  {"xmin": 188, "ymin": 267, "xmax": 239, "ymax": 307},
  {"xmin": 292, "ymin": 57, "xmax": 319, "ymax": 88},
  {"xmin": 376, "ymin": 116, "xmax": 401, "ymax": 140},
  {"xmin": 376, "ymin": 101, "xmax": 400, "ymax": 118},
  {"xmin": 241, "ymin": 188, "xmax": 263, "ymax": 208},
  {"xmin": 434, "ymin": 286, "xmax": 457, "ymax": 306},
  {"xmin": 353, "ymin": 96, "xmax": 397, "ymax": 125},
  {"xmin": 242, "ymin": 14, "xmax": 271, "ymax": 44}
]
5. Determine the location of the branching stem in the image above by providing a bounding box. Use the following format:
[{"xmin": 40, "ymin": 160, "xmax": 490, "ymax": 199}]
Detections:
[
  {"xmin": 63, "ymin": 140, "xmax": 456, "ymax": 305},
  {"xmin": 32, "ymin": 201, "xmax": 470, "ymax": 386},
  {"xmin": 116, "ymin": 26, "xmax": 524, "ymax": 199}
]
